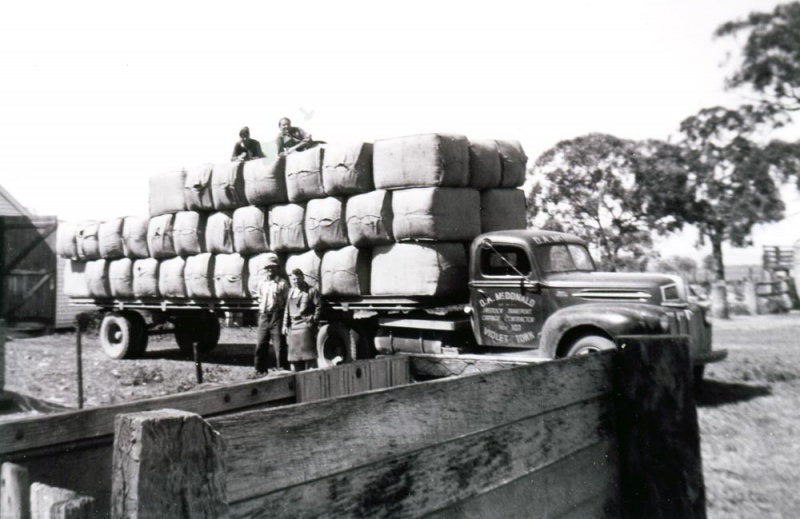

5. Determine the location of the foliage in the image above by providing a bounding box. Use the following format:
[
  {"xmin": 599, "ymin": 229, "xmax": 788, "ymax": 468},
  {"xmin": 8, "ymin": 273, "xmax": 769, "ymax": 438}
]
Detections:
[{"xmin": 527, "ymin": 133, "xmax": 688, "ymax": 271}]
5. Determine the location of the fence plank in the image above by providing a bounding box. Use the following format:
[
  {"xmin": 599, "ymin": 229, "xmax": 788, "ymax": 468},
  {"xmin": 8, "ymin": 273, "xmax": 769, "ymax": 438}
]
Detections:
[
  {"xmin": 50, "ymin": 496, "xmax": 95, "ymax": 519},
  {"xmin": 210, "ymin": 353, "xmax": 613, "ymax": 504},
  {"xmin": 111, "ymin": 409, "xmax": 229, "ymax": 519},
  {"xmin": 295, "ymin": 369, "xmax": 328, "ymax": 403},
  {"xmin": 230, "ymin": 397, "xmax": 615, "ymax": 518},
  {"xmin": 1, "ymin": 462, "xmax": 30, "ymax": 519},
  {"xmin": 30, "ymin": 483, "xmax": 79, "ymax": 519}
]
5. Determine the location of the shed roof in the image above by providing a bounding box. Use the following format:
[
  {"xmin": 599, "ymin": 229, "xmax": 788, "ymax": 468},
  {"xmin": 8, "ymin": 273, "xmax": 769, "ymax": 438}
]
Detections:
[{"xmin": 0, "ymin": 184, "xmax": 33, "ymax": 218}]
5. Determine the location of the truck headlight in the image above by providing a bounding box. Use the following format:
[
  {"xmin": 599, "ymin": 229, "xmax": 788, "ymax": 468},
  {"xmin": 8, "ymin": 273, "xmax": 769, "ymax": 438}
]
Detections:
[{"xmin": 659, "ymin": 314, "xmax": 670, "ymax": 333}]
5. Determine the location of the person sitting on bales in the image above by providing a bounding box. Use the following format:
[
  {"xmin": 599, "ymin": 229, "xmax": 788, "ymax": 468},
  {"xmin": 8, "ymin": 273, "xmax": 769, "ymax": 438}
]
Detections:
[
  {"xmin": 231, "ymin": 126, "xmax": 265, "ymax": 162},
  {"xmin": 276, "ymin": 117, "xmax": 313, "ymax": 156}
]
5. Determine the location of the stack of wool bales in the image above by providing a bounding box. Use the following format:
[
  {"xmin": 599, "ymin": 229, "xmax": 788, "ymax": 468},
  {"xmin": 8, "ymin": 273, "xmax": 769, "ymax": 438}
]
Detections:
[{"xmin": 58, "ymin": 133, "xmax": 528, "ymax": 301}]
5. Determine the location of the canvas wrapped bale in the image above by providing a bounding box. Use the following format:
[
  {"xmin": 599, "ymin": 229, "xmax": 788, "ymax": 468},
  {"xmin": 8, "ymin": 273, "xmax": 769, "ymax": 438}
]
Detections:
[
  {"xmin": 321, "ymin": 246, "xmax": 371, "ymax": 297},
  {"xmin": 147, "ymin": 214, "xmax": 177, "ymax": 259},
  {"xmin": 159, "ymin": 257, "xmax": 187, "ymax": 298},
  {"xmin": 173, "ymin": 211, "xmax": 207, "ymax": 257},
  {"xmin": 214, "ymin": 253, "xmax": 248, "ymax": 298},
  {"xmin": 496, "ymin": 139, "xmax": 528, "ymax": 188},
  {"xmin": 76, "ymin": 221, "xmax": 101, "ymax": 261},
  {"xmin": 185, "ymin": 253, "xmax": 215, "ymax": 299},
  {"xmin": 56, "ymin": 221, "xmax": 79, "ymax": 260},
  {"xmin": 480, "ymin": 188, "xmax": 527, "ymax": 232},
  {"xmin": 243, "ymin": 156, "xmax": 288, "ymax": 206},
  {"xmin": 246, "ymin": 252, "xmax": 281, "ymax": 296},
  {"xmin": 392, "ymin": 187, "xmax": 481, "ymax": 242},
  {"xmin": 373, "ymin": 133, "xmax": 469, "ymax": 189},
  {"xmin": 371, "ymin": 242, "xmax": 468, "ymax": 297},
  {"xmin": 206, "ymin": 211, "xmax": 235, "ymax": 255},
  {"xmin": 122, "ymin": 216, "xmax": 150, "ymax": 259},
  {"xmin": 322, "ymin": 142, "xmax": 374, "ymax": 196},
  {"xmin": 468, "ymin": 139, "xmax": 502, "ymax": 190},
  {"xmin": 305, "ymin": 197, "xmax": 349, "ymax": 251},
  {"xmin": 85, "ymin": 259, "xmax": 111, "ymax": 298},
  {"xmin": 98, "ymin": 218, "xmax": 125, "ymax": 260},
  {"xmin": 133, "ymin": 258, "xmax": 160, "ymax": 297},
  {"xmin": 211, "ymin": 161, "xmax": 247, "ymax": 210},
  {"xmin": 64, "ymin": 260, "xmax": 90, "ymax": 298},
  {"xmin": 269, "ymin": 203, "xmax": 307, "ymax": 252},
  {"xmin": 233, "ymin": 206, "xmax": 270, "ymax": 255},
  {"xmin": 286, "ymin": 147, "xmax": 326, "ymax": 202},
  {"xmin": 345, "ymin": 190, "xmax": 394, "ymax": 247},
  {"xmin": 149, "ymin": 169, "xmax": 187, "ymax": 216},
  {"xmin": 109, "ymin": 258, "xmax": 135, "ymax": 298},
  {"xmin": 286, "ymin": 250, "xmax": 323, "ymax": 290},
  {"xmin": 184, "ymin": 163, "xmax": 215, "ymax": 211}
]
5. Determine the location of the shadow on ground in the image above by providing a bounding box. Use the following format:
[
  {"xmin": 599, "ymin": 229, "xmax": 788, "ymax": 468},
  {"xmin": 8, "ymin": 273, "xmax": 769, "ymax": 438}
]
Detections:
[
  {"xmin": 695, "ymin": 379, "xmax": 772, "ymax": 407},
  {"xmin": 141, "ymin": 343, "xmax": 255, "ymax": 367}
]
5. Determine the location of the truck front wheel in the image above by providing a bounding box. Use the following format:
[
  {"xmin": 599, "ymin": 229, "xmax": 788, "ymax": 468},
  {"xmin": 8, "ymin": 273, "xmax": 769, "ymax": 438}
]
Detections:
[
  {"xmin": 566, "ymin": 335, "xmax": 616, "ymax": 356},
  {"xmin": 100, "ymin": 312, "xmax": 146, "ymax": 360},
  {"xmin": 174, "ymin": 315, "xmax": 221, "ymax": 356}
]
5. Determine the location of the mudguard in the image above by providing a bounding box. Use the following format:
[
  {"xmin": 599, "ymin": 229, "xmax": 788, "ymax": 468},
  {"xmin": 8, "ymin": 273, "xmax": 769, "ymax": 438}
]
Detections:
[{"xmin": 538, "ymin": 302, "xmax": 670, "ymax": 359}]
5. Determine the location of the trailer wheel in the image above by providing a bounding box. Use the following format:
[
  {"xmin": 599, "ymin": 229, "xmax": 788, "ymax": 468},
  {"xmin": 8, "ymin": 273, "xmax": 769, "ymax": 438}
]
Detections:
[
  {"xmin": 317, "ymin": 323, "xmax": 355, "ymax": 368},
  {"xmin": 566, "ymin": 335, "xmax": 616, "ymax": 356},
  {"xmin": 123, "ymin": 311, "xmax": 149, "ymax": 357},
  {"xmin": 99, "ymin": 313, "xmax": 141, "ymax": 360},
  {"xmin": 174, "ymin": 315, "xmax": 221, "ymax": 356}
]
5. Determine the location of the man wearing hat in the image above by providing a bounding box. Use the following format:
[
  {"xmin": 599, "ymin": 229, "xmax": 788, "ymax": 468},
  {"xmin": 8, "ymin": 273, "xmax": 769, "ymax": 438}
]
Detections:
[{"xmin": 254, "ymin": 254, "xmax": 289, "ymax": 374}]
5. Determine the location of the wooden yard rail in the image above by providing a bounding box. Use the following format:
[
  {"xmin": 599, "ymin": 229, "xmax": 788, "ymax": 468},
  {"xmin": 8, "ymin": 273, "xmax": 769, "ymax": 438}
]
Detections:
[
  {"xmin": 1, "ymin": 463, "xmax": 95, "ymax": 519},
  {"xmin": 110, "ymin": 335, "xmax": 704, "ymax": 519}
]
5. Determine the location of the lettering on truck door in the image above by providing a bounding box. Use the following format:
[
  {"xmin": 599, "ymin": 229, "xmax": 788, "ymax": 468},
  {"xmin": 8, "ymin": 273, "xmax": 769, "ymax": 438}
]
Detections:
[{"xmin": 471, "ymin": 244, "xmax": 544, "ymax": 348}]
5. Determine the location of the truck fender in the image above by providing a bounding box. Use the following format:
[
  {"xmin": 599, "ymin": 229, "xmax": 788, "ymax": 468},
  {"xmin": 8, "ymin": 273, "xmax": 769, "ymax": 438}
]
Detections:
[{"xmin": 539, "ymin": 303, "xmax": 669, "ymax": 359}]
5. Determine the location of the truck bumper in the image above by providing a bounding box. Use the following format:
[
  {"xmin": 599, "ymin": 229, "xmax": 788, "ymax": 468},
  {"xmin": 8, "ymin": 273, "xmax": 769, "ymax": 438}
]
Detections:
[{"xmin": 692, "ymin": 349, "xmax": 728, "ymax": 366}]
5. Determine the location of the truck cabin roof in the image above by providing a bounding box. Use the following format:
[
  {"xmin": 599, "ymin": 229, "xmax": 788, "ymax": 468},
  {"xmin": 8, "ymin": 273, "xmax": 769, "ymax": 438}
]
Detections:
[{"xmin": 476, "ymin": 230, "xmax": 588, "ymax": 250}]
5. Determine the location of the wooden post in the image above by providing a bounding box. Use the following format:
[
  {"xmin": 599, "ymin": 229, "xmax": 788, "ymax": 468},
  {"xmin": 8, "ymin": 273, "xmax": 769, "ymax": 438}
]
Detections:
[
  {"xmin": 710, "ymin": 281, "xmax": 729, "ymax": 319},
  {"xmin": 75, "ymin": 314, "xmax": 91, "ymax": 409},
  {"xmin": 613, "ymin": 335, "xmax": 706, "ymax": 519},
  {"xmin": 193, "ymin": 343, "xmax": 203, "ymax": 384},
  {"xmin": 30, "ymin": 482, "xmax": 94, "ymax": 519},
  {"xmin": 50, "ymin": 496, "xmax": 95, "ymax": 519},
  {"xmin": 1, "ymin": 463, "xmax": 31, "ymax": 519},
  {"xmin": 111, "ymin": 409, "xmax": 229, "ymax": 518}
]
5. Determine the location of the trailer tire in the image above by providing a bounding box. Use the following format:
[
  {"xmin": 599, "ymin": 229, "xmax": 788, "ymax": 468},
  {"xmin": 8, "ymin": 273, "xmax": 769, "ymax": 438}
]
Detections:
[
  {"xmin": 174, "ymin": 315, "xmax": 221, "ymax": 356},
  {"xmin": 565, "ymin": 335, "xmax": 616, "ymax": 356},
  {"xmin": 100, "ymin": 313, "xmax": 141, "ymax": 360},
  {"xmin": 123, "ymin": 311, "xmax": 149, "ymax": 357},
  {"xmin": 317, "ymin": 323, "xmax": 355, "ymax": 368}
]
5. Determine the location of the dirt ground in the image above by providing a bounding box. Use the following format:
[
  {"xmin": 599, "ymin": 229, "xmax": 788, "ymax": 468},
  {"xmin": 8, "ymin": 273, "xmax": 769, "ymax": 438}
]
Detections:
[{"xmin": 2, "ymin": 313, "xmax": 800, "ymax": 516}]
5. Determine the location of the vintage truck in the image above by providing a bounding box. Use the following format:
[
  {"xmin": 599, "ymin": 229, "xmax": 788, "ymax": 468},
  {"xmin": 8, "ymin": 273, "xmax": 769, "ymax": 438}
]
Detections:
[{"xmin": 71, "ymin": 229, "xmax": 726, "ymax": 382}]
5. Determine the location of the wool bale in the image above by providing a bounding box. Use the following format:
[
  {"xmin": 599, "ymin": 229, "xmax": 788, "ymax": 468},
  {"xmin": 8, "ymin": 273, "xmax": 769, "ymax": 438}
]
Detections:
[
  {"xmin": 269, "ymin": 203, "xmax": 307, "ymax": 252},
  {"xmin": 480, "ymin": 189, "xmax": 527, "ymax": 233},
  {"xmin": 233, "ymin": 206, "xmax": 270, "ymax": 255},
  {"xmin": 211, "ymin": 161, "xmax": 247, "ymax": 210},
  {"xmin": 496, "ymin": 140, "xmax": 528, "ymax": 188},
  {"xmin": 122, "ymin": 216, "xmax": 150, "ymax": 259},
  {"xmin": 373, "ymin": 134, "xmax": 469, "ymax": 189},
  {"xmin": 85, "ymin": 259, "xmax": 111, "ymax": 298},
  {"xmin": 76, "ymin": 221, "xmax": 101, "ymax": 261},
  {"xmin": 185, "ymin": 253, "xmax": 215, "ymax": 299},
  {"xmin": 322, "ymin": 142, "xmax": 374, "ymax": 196},
  {"xmin": 243, "ymin": 156, "xmax": 288, "ymax": 206},
  {"xmin": 173, "ymin": 211, "xmax": 207, "ymax": 257},
  {"xmin": 56, "ymin": 221, "xmax": 79, "ymax": 260},
  {"xmin": 392, "ymin": 187, "xmax": 481, "ymax": 242},
  {"xmin": 305, "ymin": 197, "xmax": 348, "ymax": 251},
  {"xmin": 206, "ymin": 211, "xmax": 235, "ymax": 254},
  {"xmin": 285, "ymin": 250, "xmax": 323, "ymax": 290},
  {"xmin": 159, "ymin": 256, "xmax": 187, "ymax": 298},
  {"xmin": 286, "ymin": 147, "xmax": 326, "ymax": 202},
  {"xmin": 345, "ymin": 190, "xmax": 394, "ymax": 247},
  {"xmin": 371, "ymin": 242, "xmax": 469, "ymax": 297},
  {"xmin": 147, "ymin": 214, "xmax": 177, "ymax": 259},
  {"xmin": 246, "ymin": 252, "xmax": 282, "ymax": 296},
  {"xmin": 321, "ymin": 246, "xmax": 371, "ymax": 297},
  {"xmin": 149, "ymin": 169, "xmax": 187, "ymax": 216},
  {"xmin": 64, "ymin": 260, "xmax": 90, "ymax": 298},
  {"xmin": 98, "ymin": 218, "xmax": 125, "ymax": 259},
  {"xmin": 468, "ymin": 139, "xmax": 502, "ymax": 190},
  {"xmin": 214, "ymin": 253, "xmax": 248, "ymax": 298},
  {"xmin": 184, "ymin": 163, "xmax": 215, "ymax": 211},
  {"xmin": 133, "ymin": 258, "xmax": 160, "ymax": 297},
  {"xmin": 109, "ymin": 258, "xmax": 134, "ymax": 298}
]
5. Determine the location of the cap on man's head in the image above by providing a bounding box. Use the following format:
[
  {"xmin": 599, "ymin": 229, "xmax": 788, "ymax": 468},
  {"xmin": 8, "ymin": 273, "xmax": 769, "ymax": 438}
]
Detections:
[{"xmin": 239, "ymin": 126, "xmax": 250, "ymax": 138}]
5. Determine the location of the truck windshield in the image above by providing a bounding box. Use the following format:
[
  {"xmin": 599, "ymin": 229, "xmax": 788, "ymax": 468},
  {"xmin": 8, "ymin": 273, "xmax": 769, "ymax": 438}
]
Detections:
[{"xmin": 536, "ymin": 244, "xmax": 595, "ymax": 273}]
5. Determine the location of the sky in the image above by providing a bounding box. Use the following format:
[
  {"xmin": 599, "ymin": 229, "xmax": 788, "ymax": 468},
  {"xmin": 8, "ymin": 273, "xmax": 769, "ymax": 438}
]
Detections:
[{"xmin": 1, "ymin": 0, "xmax": 798, "ymax": 265}]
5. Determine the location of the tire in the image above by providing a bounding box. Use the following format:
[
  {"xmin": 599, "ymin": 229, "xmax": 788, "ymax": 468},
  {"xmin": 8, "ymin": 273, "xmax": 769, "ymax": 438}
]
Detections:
[
  {"xmin": 123, "ymin": 311, "xmax": 149, "ymax": 357},
  {"xmin": 565, "ymin": 335, "xmax": 616, "ymax": 356},
  {"xmin": 316, "ymin": 323, "xmax": 353, "ymax": 368},
  {"xmin": 99, "ymin": 313, "xmax": 139, "ymax": 360},
  {"xmin": 174, "ymin": 315, "xmax": 221, "ymax": 356}
]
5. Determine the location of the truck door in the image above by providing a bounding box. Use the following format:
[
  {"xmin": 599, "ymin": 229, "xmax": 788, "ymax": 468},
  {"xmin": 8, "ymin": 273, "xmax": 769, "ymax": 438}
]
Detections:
[{"xmin": 470, "ymin": 243, "xmax": 544, "ymax": 348}]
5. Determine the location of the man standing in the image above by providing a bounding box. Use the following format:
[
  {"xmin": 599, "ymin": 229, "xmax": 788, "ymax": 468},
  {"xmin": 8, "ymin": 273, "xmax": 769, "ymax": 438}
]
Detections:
[
  {"xmin": 232, "ymin": 126, "xmax": 265, "ymax": 162},
  {"xmin": 276, "ymin": 117, "xmax": 312, "ymax": 156},
  {"xmin": 254, "ymin": 256, "xmax": 289, "ymax": 374}
]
